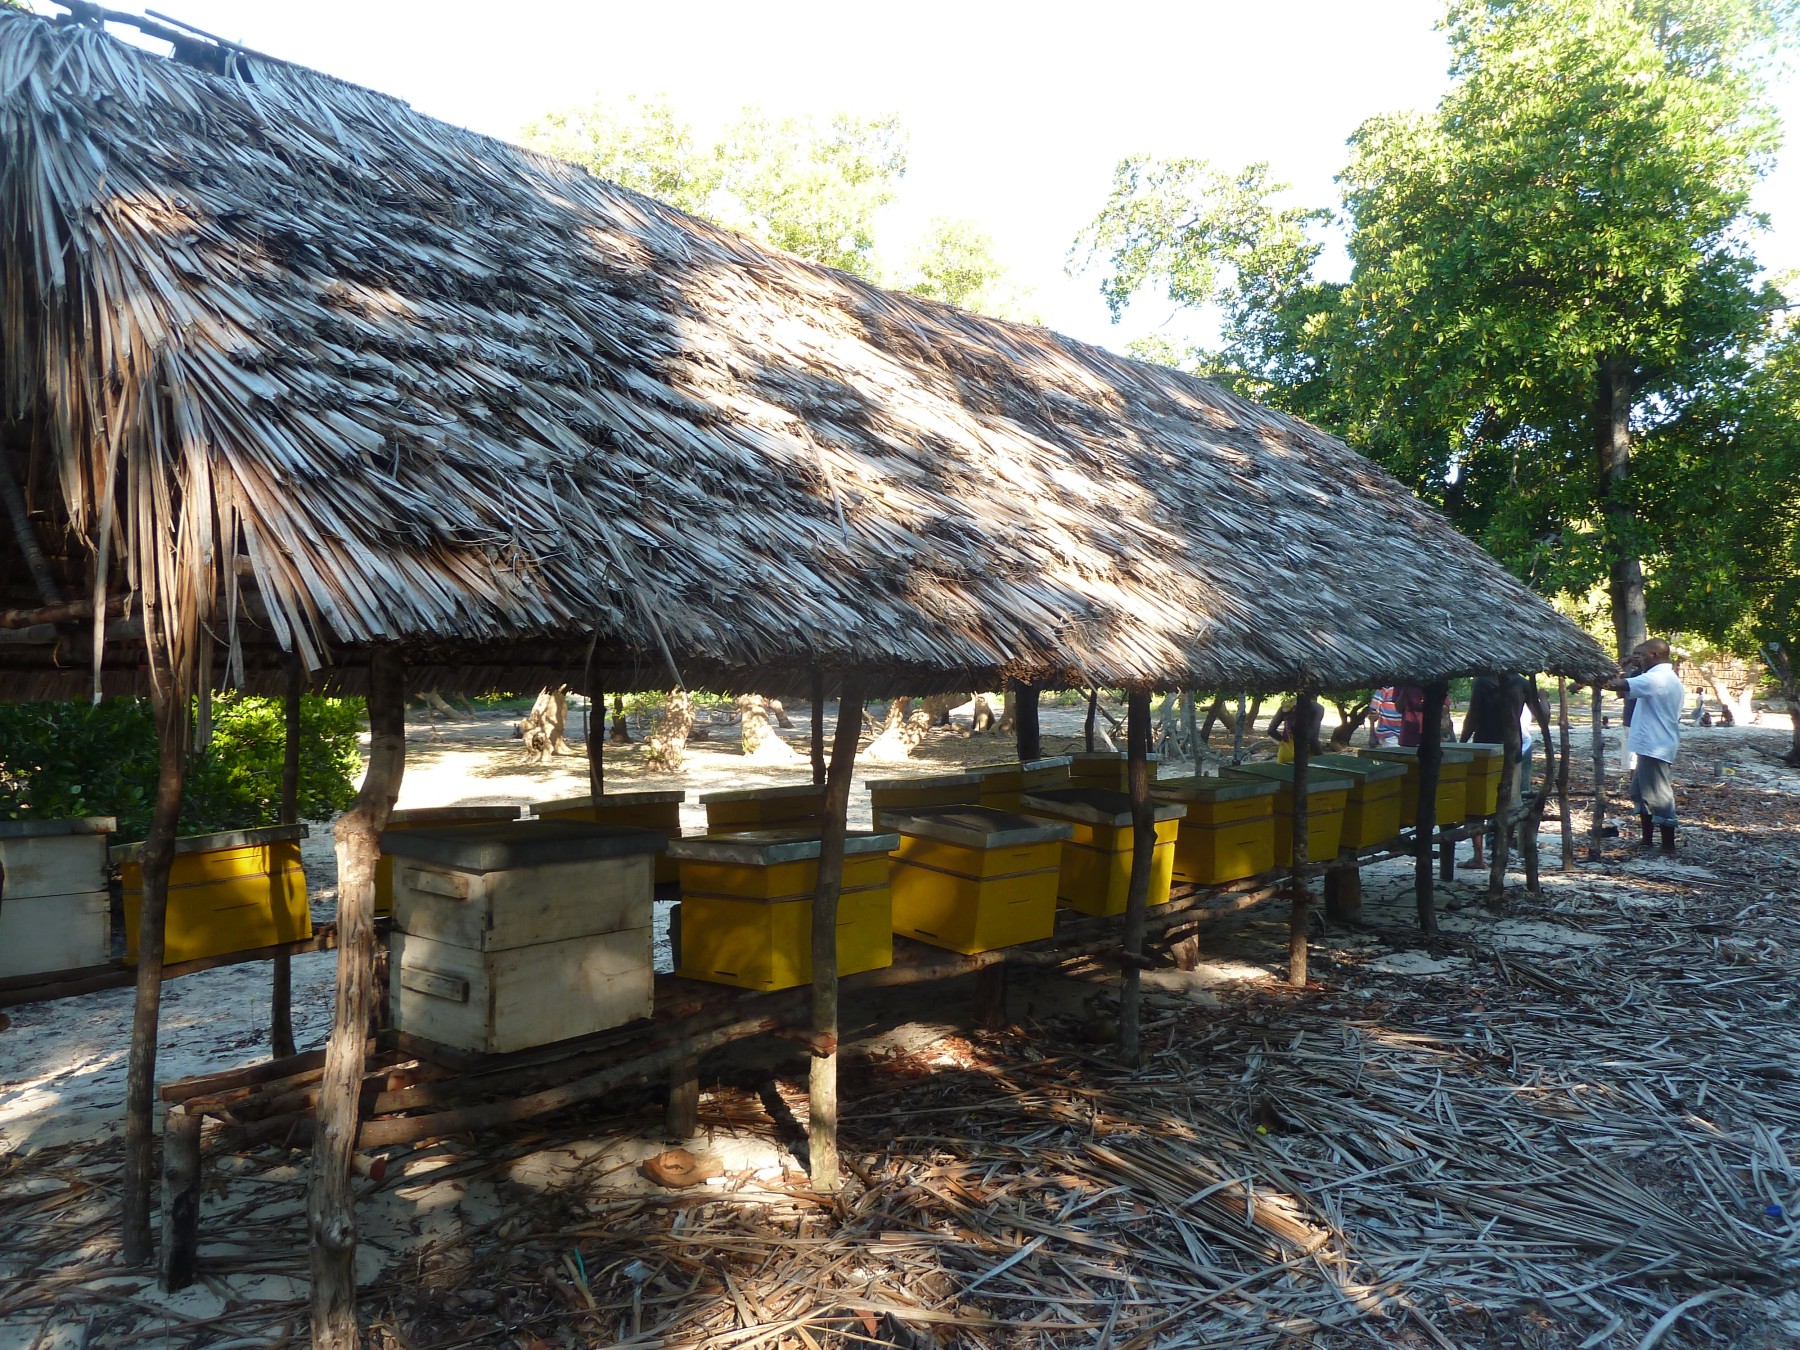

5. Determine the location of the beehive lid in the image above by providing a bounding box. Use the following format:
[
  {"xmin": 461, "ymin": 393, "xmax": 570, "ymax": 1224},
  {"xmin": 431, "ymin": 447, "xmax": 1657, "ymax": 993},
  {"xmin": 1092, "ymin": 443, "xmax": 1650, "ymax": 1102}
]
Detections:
[
  {"xmin": 0, "ymin": 817, "xmax": 115, "ymax": 840},
  {"xmin": 1069, "ymin": 752, "xmax": 1164, "ymax": 767},
  {"xmin": 884, "ymin": 806, "xmax": 1073, "ymax": 848},
  {"xmin": 1460, "ymin": 742, "xmax": 1506, "ymax": 762},
  {"xmin": 698, "ymin": 783, "xmax": 824, "ymax": 804},
  {"xmin": 389, "ymin": 805, "xmax": 525, "ymax": 825},
  {"xmin": 1152, "ymin": 775, "xmax": 1278, "ymax": 803},
  {"xmin": 112, "ymin": 822, "xmax": 309, "ymax": 864},
  {"xmin": 1311, "ymin": 754, "xmax": 1407, "ymax": 783},
  {"xmin": 864, "ymin": 770, "xmax": 984, "ymax": 792},
  {"xmin": 1224, "ymin": 764, "xmax": 1357, "ymax": 796},
  {"xmin": 531, "ymin": 790, "xmax": 685, "ymax": 812},
  {"xmin": 1361, "ymin": 746, "xmax": 1476, "ymax": 764},
  {"xmin": 666, "ymin": 828, "xmax": 899, "ymax": 864},
  {"xmin": 379, "ymin": 819, "xmax": 665, "ymax": 872},
  {"xmin": 1018, "ymin": 787, "xmax": 1186, "ymax": 827}
]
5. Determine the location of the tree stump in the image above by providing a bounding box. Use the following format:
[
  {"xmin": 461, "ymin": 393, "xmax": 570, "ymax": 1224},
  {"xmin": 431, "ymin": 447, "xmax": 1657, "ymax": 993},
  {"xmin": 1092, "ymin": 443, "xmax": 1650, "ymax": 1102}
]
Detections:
[
  {"xmin": 646, "ymin": 690, "xmax": 696, "ymax": 771},
  {"xmin": 738, "ymin": 695, "xmax": 803, "ymax": 763},
  {"xmin": 517, "ymin": 686, "xmax": 571, "ymax": 763}
]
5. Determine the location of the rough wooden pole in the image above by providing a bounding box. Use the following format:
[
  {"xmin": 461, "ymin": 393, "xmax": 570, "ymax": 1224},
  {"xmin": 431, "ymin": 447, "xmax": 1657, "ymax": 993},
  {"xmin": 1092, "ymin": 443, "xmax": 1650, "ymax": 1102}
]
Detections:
[
  {"xmin": 120, "ymin": 639, "xmax": 191, "ymax": 1265},
  {"xmin": 1014, "ymin": 682, "xmax": 1041, "ymax": 762},
  {"xmin": 1414, "ymin": 682, "xmax": 1447, "ymax": 935},
  {"xmin": 1181, "ymin": 690, "xmax": 1199, "ymax": 766},
  {"xmin": 1523, "ymin": 724, "xmax": 1548, "ymax": 894},
  {"xmin": 308, "ymin": 647, "xmax": 406, "ymax": 1350},
  {"xmin": 1288, "ymin": 691, "xmax": 1315, "ymax": 987},
  {"xmin": 1588, "ymin": 686, "xmax": 1605, "ymax": 861},
  {"xmin": 1116, "ymin": 690, "xmax": 1155, "ymax": 1066},
  {"xmin": 810, "ymin": 669, "xmax": 826, "ymax": 788},
  {"xmin": 586, "ymin": 646, "xmax": 604, "ymax": 798},
  {"xmin": 1084, "ymin": 687, "xmax": 1099, "ymax": 753},
  {"xmin": 157, "ymin": 1105, "xmax": 202, "ymax": 1291},
  {"xmin": 272, "ymin": 654, "xmax": 302, "ymax": 1061},
  {"xmin": 665, "ymin": 1054, "xmax": 699, "ymax": 1140},
  {"xmin": 1486, "ymin": 699, "xmax": 1521, "ymax": 905},
  {"xmin": 808, "ymin": 671, "xmax": 863, "ymax": 1192},
  {"xmin": 1231, "ymin": 692, "xmax": 1248, "ymax": 765},
  {"xmin": 1555, "ymin": 679, "xmax": 1574, "ymax": 869}
]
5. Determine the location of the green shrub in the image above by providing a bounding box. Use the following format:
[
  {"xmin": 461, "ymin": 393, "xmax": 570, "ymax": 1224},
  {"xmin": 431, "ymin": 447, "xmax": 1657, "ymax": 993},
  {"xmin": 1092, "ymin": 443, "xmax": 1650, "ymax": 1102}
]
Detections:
[{"xmin": 0, "ymin": 694, "xmax": 364, "ymax": 840}]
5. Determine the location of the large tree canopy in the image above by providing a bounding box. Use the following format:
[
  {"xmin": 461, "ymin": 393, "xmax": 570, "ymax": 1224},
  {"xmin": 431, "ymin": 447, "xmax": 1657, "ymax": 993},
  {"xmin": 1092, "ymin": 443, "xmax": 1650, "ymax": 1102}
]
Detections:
[{"xmin": 1076, "ymin": 0, "xmax": 1797, "ymax": 658}]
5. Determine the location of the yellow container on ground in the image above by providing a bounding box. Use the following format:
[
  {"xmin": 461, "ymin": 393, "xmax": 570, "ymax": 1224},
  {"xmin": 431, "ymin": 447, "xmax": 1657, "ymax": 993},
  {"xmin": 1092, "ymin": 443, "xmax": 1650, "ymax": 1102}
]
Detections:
[
  {"xmin": 377, "ymin": 806, "xmax": 523, "ymax": 916},
  {"xmin": 1016, "ymin": 787, "xmax": 1184, "ymax": 917},
  {"xmin": 882, "ymin": 806, "xmax": 1073, "ymax": 953},
  {"xmin": 1460, "ymin": 743, "xmax": 1505, "ymax": 819},
  {"xmin": 533, "ymin": 790, "xmax": 684, "ymax": 884},
  {"xmin": 866, "ymin": 771, "xmax": 984, "ymax": 829},
  {"xmin": 699, "ymin": 784, "xmax": 826, "ymax": 834},
  {"xmin": 1359, "ymin": 747, "xmax": 1473, "ymax": 831},
  {"xmin": 117, "ymin": 825, "xmax": 311, "ymax": 964},
  {"xmin": 1066, "ymin": 752, "xmax": 1163, "ymax": 793},
  {"xmin": 669, "ymin": 829, "xmax": 898, "ymax": 990},
  {"xmin": 1153, "ymin": 776, "xmax": 1279, "ymax": 884},
  {"xmin": 973, "ymin": 757, "xmax": 1072, "ymax": 812},
  {"xmin": 1310, "ymin": 754, "xmax": 1407, "ymax": 850},
  {"xmin": 1223, "ymin": 764, "xmax": 1352, "ymax": 865}
]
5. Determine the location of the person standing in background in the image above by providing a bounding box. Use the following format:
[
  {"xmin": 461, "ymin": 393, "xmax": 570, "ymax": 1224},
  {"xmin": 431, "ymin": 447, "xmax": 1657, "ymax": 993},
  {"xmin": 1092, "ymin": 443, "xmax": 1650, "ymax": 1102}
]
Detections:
[
  {"xmin": 1607, "ymin": 640, "xmax": 1686, "ymax": 851},
  {"xmin": 1370, "ymin": 686, "xmax": 1402, "ymax": 746}
]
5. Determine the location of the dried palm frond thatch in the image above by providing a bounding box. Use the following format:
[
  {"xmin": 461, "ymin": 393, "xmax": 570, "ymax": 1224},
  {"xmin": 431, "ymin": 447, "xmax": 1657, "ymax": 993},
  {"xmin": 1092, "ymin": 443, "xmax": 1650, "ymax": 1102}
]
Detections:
[{"xmin": 0, "ymin": 9, "xmax": 1613, "ymax": 699}]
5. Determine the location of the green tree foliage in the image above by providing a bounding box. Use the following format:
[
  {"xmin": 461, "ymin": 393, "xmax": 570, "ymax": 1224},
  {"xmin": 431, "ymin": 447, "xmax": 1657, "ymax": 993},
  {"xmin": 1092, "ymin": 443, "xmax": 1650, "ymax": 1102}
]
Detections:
[
  {"xmin": 1075, "ymin": 0, "xmax": 1797, "ymax": 656},
  {"xmin": 895, "ymin": 217, "xmax": 1038, "ymax": 321},
  {"xmin": 0, "ymin": 695, "xmax": 364, "ymax": 839}
]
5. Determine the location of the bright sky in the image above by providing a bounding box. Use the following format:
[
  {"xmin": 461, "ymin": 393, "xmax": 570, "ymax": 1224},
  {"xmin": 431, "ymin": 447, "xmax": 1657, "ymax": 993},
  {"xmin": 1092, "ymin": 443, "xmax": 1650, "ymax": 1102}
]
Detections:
[{"xmin": 46, "ymin": 0, "xmax": 1800, "ymax": 354}]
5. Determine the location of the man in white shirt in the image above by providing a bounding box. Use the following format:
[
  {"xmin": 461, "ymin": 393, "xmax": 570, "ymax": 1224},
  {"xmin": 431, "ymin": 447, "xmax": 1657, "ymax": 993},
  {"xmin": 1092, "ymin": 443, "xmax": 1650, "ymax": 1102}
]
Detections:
[{"xmin": 1606, "ymin": 639, "xmax": 1685, "ymax": 851}]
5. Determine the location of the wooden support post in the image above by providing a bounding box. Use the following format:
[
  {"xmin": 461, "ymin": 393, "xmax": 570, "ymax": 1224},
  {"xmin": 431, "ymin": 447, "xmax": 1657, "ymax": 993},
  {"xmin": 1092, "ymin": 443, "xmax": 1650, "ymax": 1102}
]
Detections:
[
  {"xmin": 1084, "ymin": 687, "xmax": 1099, "ymax": 753},
  {"xmin": 1323, "ymin": 850, "xmax": 1362, "ymax": 924},
  {"xmin": 1557, "ymin": 677, "xmax": 1574, "ymax": 871},
  {"xmin": 810, "ymin": 669, "xmax": 826, "ymax": 788},
  {"xmin": 808, "ymin": 671, "xmax": 863, "ymax": 1192},
  {"xmin": 1588, "ymin": 686, "xmax": 1605, "ymax": 861},
  {"xmin": 121, "ymin": 624, "xmax": 192, "ymax": 1265},
  {"xmin": 1288, "ymin": 691, "xmax": 1315, "ymax": 987},
  {"xmin": 665, "ymin": 1055, "xmax": 699, "ymax": 1140},
  {"xmin": 1414, "ymin": 681, "xmax": 1447, "ymax": 935},
  {"xmin": 586, "ymin": 646, "xmax": 604, "ymax": 798},
  {"xmin": 308, "ymin": 646, "xmax": 406, "ymax": 1350},
  {"xmin": 271, "ymin": 654, "xmax": 303, "ymax": 1061},
  {"xmin": 972, "ymin": 961, "xmax": 1008, "ymax": 1030},
  {"xmin": 1117, "ymin": 689, "xmax": 1154, "ymax": 1065},
  {"xmin": 1014, "ymin": 682, "xmax": 1041, "ymax": 762},
  {"xmin": 1231, "ymin": 692, "xmax": 1248, "ymax": 765},
  {"xmin": 157, "ymin": 1105, "xmax": 202, "ymax": 1291},
  {"xmin": 1181, "ymin": 690, "xmax": 1199, "ymax": 766},
  {"xmin": 1486, "ymin": 696, "xmax": 1521, "ymax": 906}
]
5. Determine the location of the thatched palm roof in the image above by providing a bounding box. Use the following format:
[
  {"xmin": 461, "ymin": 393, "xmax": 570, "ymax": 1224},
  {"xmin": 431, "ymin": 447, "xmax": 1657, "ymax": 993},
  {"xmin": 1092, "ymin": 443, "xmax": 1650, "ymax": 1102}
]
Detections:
[{"xmin": 0, "ymin": 9, "xmax": 1612, "ymax": 698}]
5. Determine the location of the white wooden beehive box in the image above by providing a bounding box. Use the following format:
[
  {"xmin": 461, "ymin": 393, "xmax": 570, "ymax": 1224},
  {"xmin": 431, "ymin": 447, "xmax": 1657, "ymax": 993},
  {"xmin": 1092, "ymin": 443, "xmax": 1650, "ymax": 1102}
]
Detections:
[{"xmin": 0, "ymin": 818, "xmax": 115, "ymax": 978}]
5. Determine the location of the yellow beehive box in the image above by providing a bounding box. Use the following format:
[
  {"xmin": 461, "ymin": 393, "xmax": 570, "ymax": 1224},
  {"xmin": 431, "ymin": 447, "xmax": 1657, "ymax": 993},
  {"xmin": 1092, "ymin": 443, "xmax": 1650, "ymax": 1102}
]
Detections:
[
  {"xmin": 1311, "ymin": 754, "xmax": 1408, "ymax": 849},
  {"xmin": 1223, "ymin": 764, "xmax": 1352, "ymax": 865},
  {"xmin": 1067, "ymin": 751, "xmax": 1163, "ymax": 792},
  {"xmin": 866, "ymin": 771, "xmax": 984, "ymax": 829},
  {"xmin": 973, "ymin": 756, "xmax": 1072, "ymax": 812},
  {"xmin": 883, "ymin": 806, "xmax": 1073, "ymax": 954},
  {"xmin": 1359, "ymin": 747, "xmax": 1473, "ymax": 831},
  {"xmin": 533, "ymin": 790, "xmax": 684, "ymax": 884},
  {"xmin": 1016, "ymin": 787, "xmax": 1184, "ymax": 918},
  {"xmin": 378, "ymin": 806, "xmax": 523, "ymax": 916},
  {"xmin": 1153, "ymin": 776, "xmax": 1278, "ymax": 885},
  {"xmin": 699, "ymin": 784, "xmax": 826, "ymax": 834},
  {"xmin": 1460, "ymin": 743, "xmax": 1505, "ymax": 819},
  {"xmin": 117, "ymin": 824, "xmax": 311, "ymax": 964},
  {"xmin": 668, "ymin": 831, "xmax": 898, "ymax": 990}
]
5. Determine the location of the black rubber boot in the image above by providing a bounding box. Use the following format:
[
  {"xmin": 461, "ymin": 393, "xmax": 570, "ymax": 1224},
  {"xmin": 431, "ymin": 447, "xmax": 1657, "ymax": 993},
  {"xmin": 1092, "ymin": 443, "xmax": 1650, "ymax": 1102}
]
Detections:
[
  {"xmin": 1640, "ymin": 814, "xmax": 1654, "ymax": 846},
  {"xmin": 1660, "ymin": 824, "xmax": 1676, "ymax": 852}
]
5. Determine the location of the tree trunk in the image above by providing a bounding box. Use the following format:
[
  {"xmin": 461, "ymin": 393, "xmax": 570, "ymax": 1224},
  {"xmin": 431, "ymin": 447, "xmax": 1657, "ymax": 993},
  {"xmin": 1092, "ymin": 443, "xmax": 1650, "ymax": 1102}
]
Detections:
[
  {"xmin": 1557, "ymin": 677, "xmax": 1574, "ymax": 871},
  {"xmin": 1486, "ymin": 702, "xmax": 1520, "ymax": 906},
  {"xmin": 1232, "ymin": 693, "xmax": 1249, "ymax": 764},
  {"xmin": 1414, "ymin": 682, "xmax": 1447, "ymax": 935},
  {"xmin": 1116, "ymin": 690, "xmax": 1154, "ymax": 1066},
  {"xmin": 921, "ymin": 693, "xmax": 957, "ymax": 728},
  {"xmin": 1589, "ymin": 687, "xmax": 1607, "ymax": 859},
  {"xmin": 768, "ymin": 698, "xmax": 796, "ymax": 730},
  {"xmin": 997, "ymin": 688, "xmax": 1017, "ymax": 735},
  {"xmin": 1695, "ymin": 664, "xmax": 1755, "ymax": 726},
  {"xmin": 861, "ymin": 697, "xmax": 932, "ymax": 763},
  {"xmin": 308, "ymin": 647, "xmax": 406, "ymax": 1350},
  {"xmin": 517, "ymin": 685, "xmax": 571, "ymax": 763},
  {"xmin": 609, "ymin": 693, "xmax": 632, "ymax": 743},
  {"xmin": 121, "ymin": 642, "xmax": 192, "ymax": 1264},
  {"xmin": 1084, "ymin": 688, "xmax": 1100, "ymax": 752},
  {"xmin": 738, "ymin": 695, "xmax": 803, "ymax": 763},
  {"xmin": 645, "ymin": 690, "xmax": 695, "ymax": 771},
  {"xmin": 1767, "ymin": 646, "xmax": 1800, "ymax": 767},
  {"xmin": 1013, "ymin": 684, "xmax": 1041, "ymax": 762},
  {"xmin": 273, "ymin": 655, "xmax": 302, "ymax": 1061},
  {"xmin": 1288, "ymin": 692, "xmax": 1316, "ymax": 986},
  {"xmin": 970, "ymin": 694, "xmax": 996, "ymax": 734},
  {"xmin": 808, "ymin": 673, "xmax": 864, "ymax": 1192},
  {"xmin": 1596, "ymin": 355, "xmax": 1647, "ymax": 657}
]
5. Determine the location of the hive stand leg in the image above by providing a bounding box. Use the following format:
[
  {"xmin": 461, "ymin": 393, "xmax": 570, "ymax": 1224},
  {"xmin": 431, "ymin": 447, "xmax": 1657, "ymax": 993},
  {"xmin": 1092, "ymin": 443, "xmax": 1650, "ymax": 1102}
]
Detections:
[
  {"xmin": 972, "ymin": 962, "xmax": 1009, "ymax": 1030},
  {"xmin": 1487, "ymin": 703, "xmax": 1521, "ymax": 906},
  {"xmin": 1557, "ymin": 677, "xmax": 1575, "ymax": 871},
  {"xmin": 1414, "ymin": 682, "xmax": 1448, "ymax": 935},
  {"xmin": 1287, "ymin": 691, "xmax": 1315, "ymax": 988},
  {"xmin": 158, "ymin": 1106, "xmax": 202, "ymax": 1292},
  {"xmin": 308, "ymin": 646, "xmax": 406, "ymax": 1350},
  {"xmin": 272, "ymin": 654, "xmax": 303, "ymax": 1061},
  {"xmin": 1323, "ymin": 852, "xmax": 1361, "ymax": 925},
  {"xmin": 666, "ymin": 1055, "xmax": 700, "ymax": 1140},
  {"xmin": 1588, "ymin": 686, "xmax": 1606, "ymax": 861},
  {"xmin": 121, "ymin": 622, "xmax": 192, "ymax": 1266},
  {"xmin": 1117, "ymin": 690, "xmax": 1155, "ymax": 1064},
  {"xmin": 808, "ymin": 671, "xmax": 864, "ymax": 1192},
  {"xmin": 810, "ymin": 669, "xmax": 826, "ymax": 787},
  {"xmin": 1014, "ymin": 682, "xmax": 1041, "ymax": 762}
]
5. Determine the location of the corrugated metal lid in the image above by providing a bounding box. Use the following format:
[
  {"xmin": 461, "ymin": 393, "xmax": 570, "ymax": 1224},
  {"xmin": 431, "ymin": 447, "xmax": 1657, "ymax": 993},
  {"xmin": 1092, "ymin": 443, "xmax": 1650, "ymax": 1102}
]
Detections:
[
  {"xmin": 882, "ymin": 805, "xmax": 1073, "ymax": 848},
  {"xmin": 0, "ymin": 817, "xmax": 114, "ymax": 839},
  {"xmin": 530, "ymin": 790, "xmax": 685, "ymax": 811},
  {"xmin": 113, "ymin": 821, "xmax": 308, "ymax": 863},
  {"xmin": 698, "ymin": 783, "xmax": 826, "ymax": 804},
  {"xmin": 864, "ymin": 770, "xmax": 985, "ymax": 792},
  {"xmin": 1153, "ymin": 775, "xmax": 1278, "ymax": 803},
  {"xmin": 1311, "ymin": 754, "xmax": 1407, "ymax": 782},
  {"xmin": 666, "ymin": 828, "xmax": 899, "ymax": 864},
  {"xmin": 1018, "ymin": 786, "xmax": 1186, "ymax": 827},
  {"xmin": 379, "ymin": 819, "xmax": 664, "ymax": 871}
]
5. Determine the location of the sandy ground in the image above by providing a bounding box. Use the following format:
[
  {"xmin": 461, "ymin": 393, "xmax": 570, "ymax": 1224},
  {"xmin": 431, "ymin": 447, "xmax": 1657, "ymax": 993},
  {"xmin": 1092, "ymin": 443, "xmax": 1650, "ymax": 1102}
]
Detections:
[{"xmin": 2, "ymin": 699, "xmax": 1798, "ymax": 1348}]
